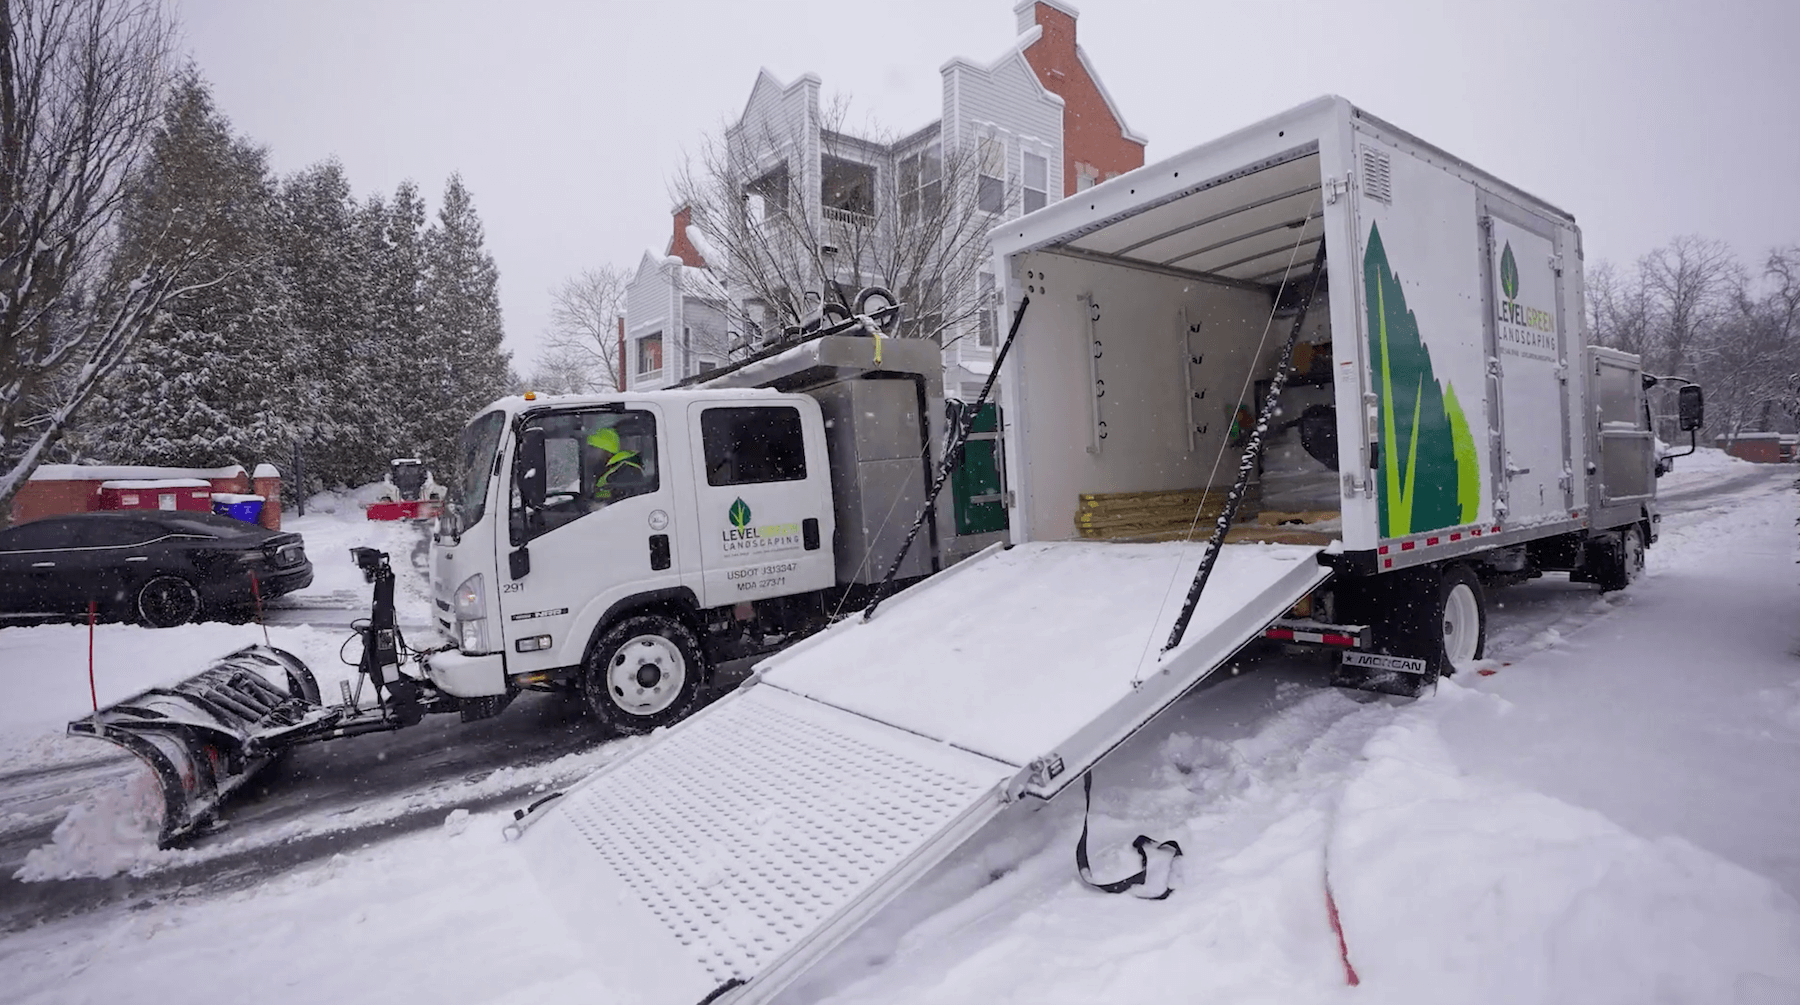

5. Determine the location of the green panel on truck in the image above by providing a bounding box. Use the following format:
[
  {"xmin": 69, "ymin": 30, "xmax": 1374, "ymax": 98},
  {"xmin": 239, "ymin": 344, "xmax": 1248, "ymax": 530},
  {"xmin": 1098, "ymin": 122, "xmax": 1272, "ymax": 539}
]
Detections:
[{"xmin": 951, "ymin": 403, "xmax": 1008, "ymax": 536}]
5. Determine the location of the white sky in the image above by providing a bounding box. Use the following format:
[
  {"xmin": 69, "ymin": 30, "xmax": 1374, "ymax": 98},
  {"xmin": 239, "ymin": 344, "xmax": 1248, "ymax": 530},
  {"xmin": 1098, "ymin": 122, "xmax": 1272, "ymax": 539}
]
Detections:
[{"xmin": 177, "ymin": 0, "xmax": 1800, "ymax": 367}]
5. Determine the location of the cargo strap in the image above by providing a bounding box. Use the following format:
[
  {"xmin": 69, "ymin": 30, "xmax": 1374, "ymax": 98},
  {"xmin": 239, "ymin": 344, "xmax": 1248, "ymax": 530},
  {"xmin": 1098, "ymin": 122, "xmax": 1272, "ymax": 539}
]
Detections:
[{"xmin": 1074, "ymin": 773, "xmax": 1183, "ymax": 900}]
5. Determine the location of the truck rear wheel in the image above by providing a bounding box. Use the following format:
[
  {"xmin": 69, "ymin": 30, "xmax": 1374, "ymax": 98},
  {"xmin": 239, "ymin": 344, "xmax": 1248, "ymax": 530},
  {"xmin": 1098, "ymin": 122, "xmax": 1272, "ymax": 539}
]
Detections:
[
  {"xmin": 1364, "ymin": 563, "xmax": 1486, "ymax": 678},
  {"xmin": 581, "ymin": 613, "xmax": 703, "ymax": 734}
]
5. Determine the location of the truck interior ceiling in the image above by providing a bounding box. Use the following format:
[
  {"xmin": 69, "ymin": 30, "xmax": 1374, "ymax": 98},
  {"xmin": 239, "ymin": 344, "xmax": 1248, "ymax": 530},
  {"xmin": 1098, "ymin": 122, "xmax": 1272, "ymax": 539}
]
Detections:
[{"xmin": 1014, "ymin": 147, "xmax": 1343, "ymax": 545}]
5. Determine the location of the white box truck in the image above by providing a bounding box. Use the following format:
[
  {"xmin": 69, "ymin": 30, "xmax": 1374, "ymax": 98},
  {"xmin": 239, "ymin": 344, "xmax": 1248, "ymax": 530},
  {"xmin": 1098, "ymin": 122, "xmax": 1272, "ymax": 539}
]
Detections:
[{"xmin": 985, "ymin": 94, "xmax": 1699, "ymax": 687}]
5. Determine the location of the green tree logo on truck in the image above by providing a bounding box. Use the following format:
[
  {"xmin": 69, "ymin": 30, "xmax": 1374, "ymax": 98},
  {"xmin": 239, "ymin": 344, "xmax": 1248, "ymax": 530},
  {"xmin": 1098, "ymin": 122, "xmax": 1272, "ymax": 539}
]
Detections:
[
  {"xmin": 1500, "ymin": 242, "xmax": 1520, "ymax": 301},
  {"xmin": 1365, "ymin": 223, "xmax": 1480, "ymax": 538},
  {"xmin": 728, "ymin": 498, "xmax": 752, "ymax": 529}
]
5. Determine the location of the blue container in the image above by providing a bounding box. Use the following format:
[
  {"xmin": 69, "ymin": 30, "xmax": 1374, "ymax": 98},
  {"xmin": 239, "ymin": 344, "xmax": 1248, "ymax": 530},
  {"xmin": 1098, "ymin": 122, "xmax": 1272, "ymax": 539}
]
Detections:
[{"xmin": 212, "ymin": 496, "xmax": 265, "ymax": 523}]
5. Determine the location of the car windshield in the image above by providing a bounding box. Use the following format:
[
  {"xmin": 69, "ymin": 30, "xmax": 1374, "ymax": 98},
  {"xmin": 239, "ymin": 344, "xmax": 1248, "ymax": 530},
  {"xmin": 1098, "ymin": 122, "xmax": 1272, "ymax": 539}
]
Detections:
[{"xmin": 447, "ymin": 410, "xmax": 505, "ymax": 538}]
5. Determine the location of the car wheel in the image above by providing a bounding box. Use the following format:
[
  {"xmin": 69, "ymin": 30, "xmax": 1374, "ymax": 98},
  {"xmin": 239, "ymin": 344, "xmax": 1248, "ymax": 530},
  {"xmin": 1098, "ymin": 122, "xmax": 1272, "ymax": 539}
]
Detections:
[
  {"xmin": 581, "ymin": 613, "xmax": 704, "ymax": 735},
  {"xmin": 137, "ymin": 575, "xmax": 201, "ymax": 628}
]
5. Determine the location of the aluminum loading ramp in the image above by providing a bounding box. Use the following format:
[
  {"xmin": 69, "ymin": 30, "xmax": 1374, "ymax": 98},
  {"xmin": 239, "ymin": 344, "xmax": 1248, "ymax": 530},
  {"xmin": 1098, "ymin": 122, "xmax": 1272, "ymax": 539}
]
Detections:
[{"xmin": 520, "ymin": 541, "xmax": 1329, "ymax": 1005}]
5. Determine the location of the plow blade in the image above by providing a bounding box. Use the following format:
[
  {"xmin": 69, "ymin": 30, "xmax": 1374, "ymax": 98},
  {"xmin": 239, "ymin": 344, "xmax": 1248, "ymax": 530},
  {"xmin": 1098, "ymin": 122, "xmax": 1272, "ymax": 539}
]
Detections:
[{"xmin": 67, "ymin": 645, "xmax": 323, "ymax": 847}]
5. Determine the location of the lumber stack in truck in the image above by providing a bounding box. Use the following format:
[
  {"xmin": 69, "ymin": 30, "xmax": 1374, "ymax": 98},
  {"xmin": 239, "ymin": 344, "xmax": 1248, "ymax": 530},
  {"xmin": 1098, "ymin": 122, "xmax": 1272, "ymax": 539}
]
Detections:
[
  {"xmin": 1075, "ymin": 486, "xmax": 1251, "ymax": 541},
  {"xmin": 1074, "ymin": 486, "xmax": 1336, "ymax": 545}
]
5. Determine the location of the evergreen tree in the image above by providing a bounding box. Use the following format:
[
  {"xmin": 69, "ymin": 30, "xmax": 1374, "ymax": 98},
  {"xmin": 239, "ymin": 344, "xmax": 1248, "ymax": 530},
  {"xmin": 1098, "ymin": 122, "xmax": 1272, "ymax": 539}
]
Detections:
[
  {"xmin": 419, "ymin": 174, "xmax": 512, "ymax": 467},
  {"xmin": 82, "ymin": 70, "xmax": 292, "ymax": 468},
  {"xmin": 275, "ymin": 159, "xmax": 383, "ymax": 490}
]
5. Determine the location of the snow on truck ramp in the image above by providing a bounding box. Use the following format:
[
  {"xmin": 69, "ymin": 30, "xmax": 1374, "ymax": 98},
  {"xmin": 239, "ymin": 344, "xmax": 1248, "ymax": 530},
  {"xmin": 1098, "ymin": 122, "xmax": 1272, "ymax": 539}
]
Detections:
[{"xmin": 516, "ymin": 540, "xmax": 1329, "ymax": 1005}]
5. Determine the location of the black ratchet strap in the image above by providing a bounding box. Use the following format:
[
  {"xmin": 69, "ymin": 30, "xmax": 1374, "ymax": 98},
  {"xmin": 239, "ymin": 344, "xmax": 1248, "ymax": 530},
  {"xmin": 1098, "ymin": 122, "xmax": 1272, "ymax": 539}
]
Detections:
[{"xmin": 1074, "ymin": 773, "xmax": 1183, "ymax": 900}]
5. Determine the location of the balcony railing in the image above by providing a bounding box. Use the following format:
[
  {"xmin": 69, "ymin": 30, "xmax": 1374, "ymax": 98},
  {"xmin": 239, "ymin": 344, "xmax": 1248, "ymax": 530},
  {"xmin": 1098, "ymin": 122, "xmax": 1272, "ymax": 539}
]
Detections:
[{"xmin": 822, "ymin": 205, "xmax": 874, "ymax": 227}]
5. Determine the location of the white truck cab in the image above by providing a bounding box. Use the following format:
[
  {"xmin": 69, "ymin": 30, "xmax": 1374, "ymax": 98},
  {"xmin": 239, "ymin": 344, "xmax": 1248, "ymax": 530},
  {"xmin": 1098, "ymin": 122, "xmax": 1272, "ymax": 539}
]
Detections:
[{"xmin": 422, "ymin": 335, "xmax": 994, "ymax": 731}]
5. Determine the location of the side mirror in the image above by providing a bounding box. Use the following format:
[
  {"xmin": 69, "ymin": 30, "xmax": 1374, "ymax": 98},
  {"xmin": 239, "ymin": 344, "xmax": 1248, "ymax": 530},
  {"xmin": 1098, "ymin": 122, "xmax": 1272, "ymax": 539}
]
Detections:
[
  {"xmin": 517, "ymin": 426, "xmax": 547, "ymax": 509},
  {"xmin": 1678, "ymin": 385, "xmax": 1704, "ymax": 432}
]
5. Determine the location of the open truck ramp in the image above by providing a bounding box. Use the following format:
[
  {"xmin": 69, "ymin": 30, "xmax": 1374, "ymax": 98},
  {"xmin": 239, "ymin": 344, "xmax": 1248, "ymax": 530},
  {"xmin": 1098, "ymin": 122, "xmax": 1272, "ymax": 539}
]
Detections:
[{"xmin": 516, "ymin": 540, "xmax": 1328, "ymax": 1004}]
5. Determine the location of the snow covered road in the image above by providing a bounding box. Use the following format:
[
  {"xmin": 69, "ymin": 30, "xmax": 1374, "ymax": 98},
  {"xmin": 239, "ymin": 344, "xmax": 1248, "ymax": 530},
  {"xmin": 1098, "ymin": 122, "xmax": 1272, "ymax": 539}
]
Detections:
[{"xmin": 0, "ymin": 454, "xmax": 1795, "ymax": 1004}]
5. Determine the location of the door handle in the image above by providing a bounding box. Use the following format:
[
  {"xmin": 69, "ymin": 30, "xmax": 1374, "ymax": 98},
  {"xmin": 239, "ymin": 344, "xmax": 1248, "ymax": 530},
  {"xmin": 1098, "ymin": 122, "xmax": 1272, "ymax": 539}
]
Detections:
[
  {"xmin": 1506, "ymin": 465, "xmax": 1532, "ymax": 478},
  {"xmin": 30, "ymin": 561, "xmax": 54, "ymax": 568}
]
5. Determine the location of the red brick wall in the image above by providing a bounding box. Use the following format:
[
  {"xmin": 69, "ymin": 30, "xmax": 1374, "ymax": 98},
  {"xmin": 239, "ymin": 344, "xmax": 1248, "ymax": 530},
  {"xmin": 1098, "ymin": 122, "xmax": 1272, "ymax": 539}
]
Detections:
[
  {"xmin": 253, "ymin": 474, "xmax": 283, "ymax": 530},
  {"xmin": 667, "ymin": 204, "xmax": 707, "ymax": 268},
  {"xmin": 10, "ymin": 480, "xmax": 99, "ymax": 524},
  {"xmin": 1019, "ymin": 3, "xmax": 1145, "ymax": 196},
  {"xmin": 1720, "ymin": 439, "xmax": 1784, "ymax": 464},
  {"xmin": 9, "ymin": 468, "xmax": 270, "ymax": 525}
]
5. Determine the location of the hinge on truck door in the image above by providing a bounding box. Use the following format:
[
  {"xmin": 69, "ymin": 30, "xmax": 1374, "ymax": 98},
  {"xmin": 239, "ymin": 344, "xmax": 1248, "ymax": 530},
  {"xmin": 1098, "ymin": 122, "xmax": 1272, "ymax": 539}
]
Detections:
[
  {"xmin": 1549, "ymin": 254, "xmax": 1564, "ymax": 277},
  {"xmin": 1323, "ymin": 173, "xmax": 1352, "ymax": 205}
]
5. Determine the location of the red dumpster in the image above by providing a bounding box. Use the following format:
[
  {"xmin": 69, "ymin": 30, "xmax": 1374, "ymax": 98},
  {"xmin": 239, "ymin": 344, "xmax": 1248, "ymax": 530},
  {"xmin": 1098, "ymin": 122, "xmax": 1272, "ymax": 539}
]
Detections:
[{"xmin": 98, "ymin": 479, "xmax": 214, "ymax": 512}]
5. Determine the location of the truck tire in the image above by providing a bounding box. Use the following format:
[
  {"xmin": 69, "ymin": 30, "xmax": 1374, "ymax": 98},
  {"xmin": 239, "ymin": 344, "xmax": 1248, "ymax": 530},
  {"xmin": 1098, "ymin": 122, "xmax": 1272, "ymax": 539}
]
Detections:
[
  {"xmin": 1592, "ymin": 525, "xmax": 1645, "ymax": 593},
  {"xmin": 1366, "ymin": 563, "xmax": 1486, "ymax": 677},
  {"xmin": 581, "ymin": 613, "xmax": 704, "ymax": 735}
]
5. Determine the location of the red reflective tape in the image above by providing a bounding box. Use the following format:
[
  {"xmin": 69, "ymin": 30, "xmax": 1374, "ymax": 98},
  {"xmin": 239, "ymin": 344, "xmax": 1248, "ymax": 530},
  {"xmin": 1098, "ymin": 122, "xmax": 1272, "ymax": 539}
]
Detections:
[
  {"xmin": 1266, "ymin": 628, "xmax": 1295, "ymax": 641},
  {"xmin": 1426, "ymin": 536, "xmax": 1440, "ymax": 546},
  {"xmin": 1471, "ymin": 528, "xmax": 1482, "ymax": 536},
  {"xmin": 1322, "ymin": 633, "xmax": 1358, "ymax": 647},
  {"xmin": 1400, "ymin": 541, "xmax": 1416, "ymax": 551},
  {"xmin": 1450, "ymin": 532, "xmax": 1462, "ymax": 542},
  {"xmin": 1383, "ymin": 558, "xmax": 1393, "ymax": 569},
  {"xmin": 1377, "ymin": 545, "xmax": 1389, "ymax": 555}
]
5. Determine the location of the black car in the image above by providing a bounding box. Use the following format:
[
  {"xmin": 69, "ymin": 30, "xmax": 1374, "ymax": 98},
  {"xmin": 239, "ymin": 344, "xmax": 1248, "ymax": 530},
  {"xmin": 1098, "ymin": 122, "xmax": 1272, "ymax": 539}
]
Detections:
[{"xmin": 0, "ymin": 511, "xmax": 313, "ymax": 627}]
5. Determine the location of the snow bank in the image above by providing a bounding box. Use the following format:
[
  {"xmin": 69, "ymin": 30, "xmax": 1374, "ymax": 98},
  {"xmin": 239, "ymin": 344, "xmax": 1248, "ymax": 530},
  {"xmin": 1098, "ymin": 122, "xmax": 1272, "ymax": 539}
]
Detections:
[
  {"xmin": 1331, "ymin": 691, "xmax": 1800, "ymax": 1004},
  {"xmin": 14, "ymin": 765, "xmax": 165, "ymax": 881},
  {"xmin": 0, "ymin": 622, "xmax": 352, "ymax": 773}
]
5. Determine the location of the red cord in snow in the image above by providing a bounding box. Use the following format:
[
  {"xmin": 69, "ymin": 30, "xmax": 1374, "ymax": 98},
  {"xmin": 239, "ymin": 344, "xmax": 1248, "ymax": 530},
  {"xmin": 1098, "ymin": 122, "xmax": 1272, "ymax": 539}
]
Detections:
[{"xmin": 1325, "ymin": 877, "xmax": 1360, "ymax": 986}]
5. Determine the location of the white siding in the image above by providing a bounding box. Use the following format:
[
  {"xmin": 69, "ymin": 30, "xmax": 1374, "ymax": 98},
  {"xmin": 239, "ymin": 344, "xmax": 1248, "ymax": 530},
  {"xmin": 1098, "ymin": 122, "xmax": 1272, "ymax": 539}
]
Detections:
[
  {"xmin": 940, "ymin": 50, "xmax": 1064, "ymax": 393},
  {"xmin": 624, "ymin": 253, "xmax": 678, "ymax": 391}
]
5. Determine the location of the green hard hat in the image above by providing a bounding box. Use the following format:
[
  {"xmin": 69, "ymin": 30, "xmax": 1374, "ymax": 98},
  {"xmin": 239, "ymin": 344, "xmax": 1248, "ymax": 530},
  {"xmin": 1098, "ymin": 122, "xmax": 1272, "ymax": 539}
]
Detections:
[{"xmin": 585, "ymin": 426, "xmax": 621, "ymax": 454}]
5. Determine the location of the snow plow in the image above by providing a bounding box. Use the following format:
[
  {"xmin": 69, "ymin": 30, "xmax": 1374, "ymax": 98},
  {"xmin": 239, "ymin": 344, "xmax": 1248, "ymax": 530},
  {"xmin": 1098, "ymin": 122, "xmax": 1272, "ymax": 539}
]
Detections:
[
  {"xmin": 66, "ymin": 547, "xmax": 455, "ymax": 847},
  {"xmin": 366, "ymin": 458, "xmax": 445, "ymax": 521}
]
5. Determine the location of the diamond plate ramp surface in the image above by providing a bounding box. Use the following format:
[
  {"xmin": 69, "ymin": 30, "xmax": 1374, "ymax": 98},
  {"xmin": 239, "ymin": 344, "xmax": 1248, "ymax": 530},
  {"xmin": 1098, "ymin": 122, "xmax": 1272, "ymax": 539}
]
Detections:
[{"xmin": 523, "ymin": 684, "xmax": 1016, "ymax": 1005}]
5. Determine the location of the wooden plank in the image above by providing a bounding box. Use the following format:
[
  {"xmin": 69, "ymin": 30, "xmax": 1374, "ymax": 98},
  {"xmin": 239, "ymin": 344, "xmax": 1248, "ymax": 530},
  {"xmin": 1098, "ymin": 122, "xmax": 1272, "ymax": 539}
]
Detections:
[{"xmin": 1073, "ymin": 485, "xmax": 1336, "ymax": 545}]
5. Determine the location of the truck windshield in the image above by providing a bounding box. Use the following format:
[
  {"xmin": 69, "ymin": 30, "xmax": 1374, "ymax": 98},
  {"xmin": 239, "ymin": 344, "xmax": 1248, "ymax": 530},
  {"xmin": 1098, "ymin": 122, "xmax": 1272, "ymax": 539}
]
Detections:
[{"xmin": 446, "ymin": 411, "xmax": 505, "ymax": 539}]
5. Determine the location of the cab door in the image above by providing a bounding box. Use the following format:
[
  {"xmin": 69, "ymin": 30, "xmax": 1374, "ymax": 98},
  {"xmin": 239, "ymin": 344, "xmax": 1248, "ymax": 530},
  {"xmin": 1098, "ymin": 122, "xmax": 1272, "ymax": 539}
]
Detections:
[
  {"xmin": 500, "ymin": 403, "xmax": 683, "ymax": 674},
  {"xmin": 687, "ymin": 400, "xmax": 835, "ymax": 607}
]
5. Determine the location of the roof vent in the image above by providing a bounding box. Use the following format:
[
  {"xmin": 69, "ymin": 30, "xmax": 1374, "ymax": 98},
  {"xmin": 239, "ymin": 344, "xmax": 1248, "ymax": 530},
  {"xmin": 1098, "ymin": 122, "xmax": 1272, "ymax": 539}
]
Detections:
[{"xmin": 1360, "ymin": 147, "xmax": 1392, "ymax": 204}]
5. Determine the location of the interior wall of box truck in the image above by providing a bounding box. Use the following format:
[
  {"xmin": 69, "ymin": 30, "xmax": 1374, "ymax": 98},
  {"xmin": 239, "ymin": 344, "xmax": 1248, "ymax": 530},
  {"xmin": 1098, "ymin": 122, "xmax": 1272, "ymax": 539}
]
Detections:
[{"xmin": 1008, "ymin": 249, "xmax": 1340, "ymax": 546}]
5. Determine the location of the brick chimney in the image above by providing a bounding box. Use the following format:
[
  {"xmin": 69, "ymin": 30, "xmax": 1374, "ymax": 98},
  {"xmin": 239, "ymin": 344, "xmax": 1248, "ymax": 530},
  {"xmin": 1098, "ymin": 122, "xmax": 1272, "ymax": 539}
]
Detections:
[
  {"xmin": 666, "ymin": 203, "xmax": 707, "ymax": 268},
  {"xmin": 1014, "ymin": 0, "xmax": 1146, "ymax": 196}
]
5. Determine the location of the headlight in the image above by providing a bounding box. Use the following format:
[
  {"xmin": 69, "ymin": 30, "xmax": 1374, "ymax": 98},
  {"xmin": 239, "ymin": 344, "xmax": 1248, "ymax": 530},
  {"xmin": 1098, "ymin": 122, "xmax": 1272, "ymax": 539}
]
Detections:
[{"xmin": 453, "ymin": 573, "xmax": 486, "ymax": 619}]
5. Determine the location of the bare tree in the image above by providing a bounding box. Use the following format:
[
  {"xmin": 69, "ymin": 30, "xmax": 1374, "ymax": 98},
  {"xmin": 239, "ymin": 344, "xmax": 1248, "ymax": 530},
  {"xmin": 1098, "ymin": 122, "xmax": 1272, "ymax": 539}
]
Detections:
[
  {"xmin": 1638, "ymin": 235, "xmax": 1742, "ymax": 376},
  {"xmin": 674, "ymin": 95, "xmax": 1013, "ymax": 353},
  {"xmin": 539, "ymin": 264, "xmax": 627, "ymax": 391},
  {"xmin": 1586, "ymin": 259, "xmax": 1653, "ymax": 358},
  {"xmin": 0, "ymin": 0, "xmax": 211, "ymax": 521}
]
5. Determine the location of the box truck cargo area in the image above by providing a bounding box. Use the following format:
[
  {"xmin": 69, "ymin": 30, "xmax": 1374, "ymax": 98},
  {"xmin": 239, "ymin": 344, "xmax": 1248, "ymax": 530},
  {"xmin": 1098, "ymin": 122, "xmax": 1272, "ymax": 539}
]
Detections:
[{"xmin": 989, "ymin": 95, "xmax": 1676, "ymax": 685}]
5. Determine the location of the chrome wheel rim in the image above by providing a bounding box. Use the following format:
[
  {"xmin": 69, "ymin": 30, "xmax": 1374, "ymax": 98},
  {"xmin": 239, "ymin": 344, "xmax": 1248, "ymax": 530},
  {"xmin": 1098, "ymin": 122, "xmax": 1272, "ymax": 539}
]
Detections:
[
  {"xmin": 140, "ymin": 577, "xmax": 199, "ymax": 627},
  {"xmin": 1442, "ymin": 583, "xmax": 1481, "ymax": 666},
  {"xmin": 606, "ymin": 634, "xmax": 686, "ymax": 716}
]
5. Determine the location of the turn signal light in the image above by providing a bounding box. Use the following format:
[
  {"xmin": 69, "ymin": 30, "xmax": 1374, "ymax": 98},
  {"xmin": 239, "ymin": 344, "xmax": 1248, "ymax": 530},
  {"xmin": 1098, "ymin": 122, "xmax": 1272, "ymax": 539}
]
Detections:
[{"xmin": 515, "ymin": 634, "xmax": 553, "ymax": 653}]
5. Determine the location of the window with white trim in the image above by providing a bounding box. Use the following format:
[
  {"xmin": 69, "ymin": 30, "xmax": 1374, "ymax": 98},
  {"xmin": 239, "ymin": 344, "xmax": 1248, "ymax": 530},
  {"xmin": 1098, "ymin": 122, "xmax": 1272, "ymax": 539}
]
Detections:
[
  {"xmin": 977, "ymin": 136, "xmax": 1005, "ymax": 214},
  {"xmin": 976, "ymin": 272, "xmax": 997, "ymax": 347},
  {"xmin": 899, "ymin": 143, "xmax": 943, "ymax": 222},
  {"xmin": 1022, "ymin": 152, "xmax": 1047, "ymax": 214},
  {"xmin": 1075, "ymin": 160, "xmax": 1099, "ymax": 192},
  {"xmin": 637, "ymin": 332, "xmax": 663, "ymax": 377}
]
